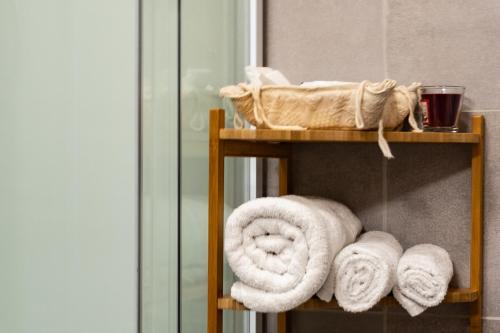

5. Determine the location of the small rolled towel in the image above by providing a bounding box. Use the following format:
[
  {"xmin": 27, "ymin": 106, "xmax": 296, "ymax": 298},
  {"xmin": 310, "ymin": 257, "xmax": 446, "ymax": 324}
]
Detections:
[
  {"xmin": 334, "ymin": 231, "xmax": 403, "ymax": 312},
  {"xmin": 225, "ymin": 195, "xmax": 362, "ymax": 312},
  {"xmin": 393, "ymin": 244, "xmax": 453, "ymax": 316}
]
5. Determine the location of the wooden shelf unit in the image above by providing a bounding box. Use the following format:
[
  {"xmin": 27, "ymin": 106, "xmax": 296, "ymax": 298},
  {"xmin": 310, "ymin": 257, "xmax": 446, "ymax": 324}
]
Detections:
[{"xmin": 208, "ymin": 108, "xmax": 485, "ymax": 333}]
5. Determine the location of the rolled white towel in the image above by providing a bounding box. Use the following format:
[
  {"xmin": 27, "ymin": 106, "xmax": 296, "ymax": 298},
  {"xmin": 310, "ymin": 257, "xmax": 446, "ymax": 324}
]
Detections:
[
  {"xmin": 225, "ymin": 195, "xmax": 361, "ymax": 312},
  {"xmin": 393, "ymin": 244, "xmax": 453, "ymax": 317},
  {"xmin": 334, "ymin": 231, "xmax": 403, "ymax": 312}
]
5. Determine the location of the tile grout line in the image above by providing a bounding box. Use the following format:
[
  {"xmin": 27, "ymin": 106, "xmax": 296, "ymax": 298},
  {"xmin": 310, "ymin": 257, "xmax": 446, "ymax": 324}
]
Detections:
[
  {"xmin": 382, "ymin": 158, "xmax": 388, "ymax": 232},
  {"xmin": 382, "ymin": 3, "xmax": 388, "ymax": 331},
  {"xmin": 382, "ymin": 0, "xmax": 389, "ymax": 79},
  {"xmin": 382, "ymin": 157, "xmax": 388, "ymax": 333}
]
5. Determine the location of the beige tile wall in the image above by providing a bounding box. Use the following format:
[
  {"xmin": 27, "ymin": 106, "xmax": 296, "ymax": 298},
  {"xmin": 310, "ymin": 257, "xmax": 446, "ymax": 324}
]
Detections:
[{"xmin": 264, "ymin": 0, "xmax": 500, "ymax": 331}]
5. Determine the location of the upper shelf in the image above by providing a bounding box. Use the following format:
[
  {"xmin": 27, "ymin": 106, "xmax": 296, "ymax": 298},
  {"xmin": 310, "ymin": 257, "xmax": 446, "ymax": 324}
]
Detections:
[{"xmin": 220, "ymin": 128, "xmax": 481, "ymax": 144}]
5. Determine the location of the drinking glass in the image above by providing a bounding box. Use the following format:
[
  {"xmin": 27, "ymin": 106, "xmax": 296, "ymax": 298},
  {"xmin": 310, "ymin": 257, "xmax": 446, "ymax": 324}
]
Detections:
[{"xmin": 420, "ymin": 86, "xmax": 465, "ymax": 132}]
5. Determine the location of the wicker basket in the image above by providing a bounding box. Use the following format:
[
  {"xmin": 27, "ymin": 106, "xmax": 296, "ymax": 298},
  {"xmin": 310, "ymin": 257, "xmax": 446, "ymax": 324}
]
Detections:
[
  {"xmin": 220, "ymin": 80, "xmax": 420, "ymax": 131},
  {"xmin": 220, "ymin": 80, "xmax": 421, "ymax": 158}
]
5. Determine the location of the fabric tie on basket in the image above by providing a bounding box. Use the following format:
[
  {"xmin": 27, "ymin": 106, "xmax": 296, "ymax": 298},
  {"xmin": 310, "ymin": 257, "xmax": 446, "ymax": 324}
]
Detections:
[
  {"xmin": 224, "ymin": 195, "xmax": 362, "ymax": 312},
  {"xmin": 333, "ymin": 231, "xmax": 403, "ymax": 312},
  {"xmin": 393, "ymin": 244, "xmax": 453, "ymax": 316}
]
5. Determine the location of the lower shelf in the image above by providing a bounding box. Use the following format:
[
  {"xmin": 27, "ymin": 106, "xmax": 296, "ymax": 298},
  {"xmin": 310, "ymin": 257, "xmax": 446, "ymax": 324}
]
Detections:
[{"xmin": 218, "ymin": 288, "xmax": 479, "ymax": 311}]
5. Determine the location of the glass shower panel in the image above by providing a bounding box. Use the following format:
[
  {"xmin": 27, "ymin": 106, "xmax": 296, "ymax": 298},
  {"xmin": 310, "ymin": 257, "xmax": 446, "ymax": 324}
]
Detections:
[
  {"xmin": 141, "ymin": 0, "xmax": 178, "ymax": 332},
  {"xmin": 0, "ymin": 1, "xmax": 138, "ymax": 332},
  {"xmin": 180, "ymin": 1, "xmax": 250, "ymax": 332}
]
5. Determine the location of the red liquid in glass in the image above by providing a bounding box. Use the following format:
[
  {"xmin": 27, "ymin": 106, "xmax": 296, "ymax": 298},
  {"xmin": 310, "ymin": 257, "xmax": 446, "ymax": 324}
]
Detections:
[{"xmin": 421, "ymin": 93, "xmax": 462, "ymax": 127}]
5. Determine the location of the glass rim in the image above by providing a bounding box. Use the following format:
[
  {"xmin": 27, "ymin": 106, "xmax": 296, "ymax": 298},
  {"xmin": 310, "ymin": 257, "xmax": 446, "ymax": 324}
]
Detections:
[{"xmin": 421, "ymin": 85, "xmax": 465, "ymax": 94}]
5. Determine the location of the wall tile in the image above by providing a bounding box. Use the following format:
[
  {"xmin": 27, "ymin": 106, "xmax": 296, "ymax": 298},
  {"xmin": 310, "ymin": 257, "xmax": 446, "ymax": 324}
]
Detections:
[
  {"xmin": 386, "ymin": 143, "xmax": 471, "ymax": 287},
  {"xmin": 291, "ymin": 143, "xmax": 385, "ymax": 231},
  {"xmin": 289, "ymin": 311, "xmax": 384, "ymax": 333},
  {"xmin": 387, "ymin": 313, "xmax": 469, "ymax": 333},
  {"xmin": 265, "ymin": 0, "xmax": 500, "ymax": 327},
  {"xmin": 475, "ymin": 111, "xmax": 500, "ymax": 317},
  {"xmin": 265, "ymin": 158, "xmax": 280, "ymax": 197},
  {"xmin": 265, "ymin": 0, "xmax": 385, "ymax": 83},
  {"xmin": 482, "ymin": 112, "xmax": 500, "ymax": 317},
  {"xmin": 386, "ymin": 0, "xmax": 500, "ymax": 110},
  {"xmin": 462, "ymin": 111, "xmax": 500, "ymax": 316},
  {"xmin": 484, "ymin": 319, "xmax": 500, "ymax": 333}
]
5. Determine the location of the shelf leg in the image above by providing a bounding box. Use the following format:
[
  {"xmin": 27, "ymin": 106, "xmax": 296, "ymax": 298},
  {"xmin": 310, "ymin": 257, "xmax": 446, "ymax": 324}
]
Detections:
[
  {"xmin": 470, "ymin": 115, "xmax": 484, "ymax": 333},
  {"xmin": 208, "ymin": 109, "xmax": 225, "ymax": 333},
  {"xmin": 277, "ymin": 312, "xmax": 287, "ymax": 333},
  {"xmin": 279, "ymin": 158, "xmax": 289, "ymax": 196}
]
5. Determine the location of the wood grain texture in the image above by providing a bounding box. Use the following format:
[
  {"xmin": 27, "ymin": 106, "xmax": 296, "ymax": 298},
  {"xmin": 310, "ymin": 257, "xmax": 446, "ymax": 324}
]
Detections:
[
  {"xmin": 223, "ymin": 140, "xmax": 290, "ymax": 157},
  {"xmin": 208, "ymin": 109, "xmax": 225, "ymax": 333},
  {"xmin": 220, "ymin": 128, "xmax": 480, "ymax": 143},
  {"xmin": 470, "ymin": 115, "xmax": 484, "ymax": 333},
  {"xmin": 277, "ymin": 313, "xmax": 287, "ymax": 333},
  {"xmin": 217, "ymin": 288, "xmax": 480, "ymax": 311}
]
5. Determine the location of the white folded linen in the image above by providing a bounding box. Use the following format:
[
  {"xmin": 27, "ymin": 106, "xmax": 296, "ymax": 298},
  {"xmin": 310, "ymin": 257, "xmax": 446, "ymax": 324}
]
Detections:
[
  {"xmin": 334, "ymin": 231, "xmax": 403, "ymax": 312},
  {"xmin": 245, "ymin": 66, "xmax": 290, "ymax": 86},
  {"xmin": 393, "ymin": 244, "xmax": 453, "ymax": 316},
  {"xmin": 224, "ymin": 195, "xmax": 362, "ymax": 312}
]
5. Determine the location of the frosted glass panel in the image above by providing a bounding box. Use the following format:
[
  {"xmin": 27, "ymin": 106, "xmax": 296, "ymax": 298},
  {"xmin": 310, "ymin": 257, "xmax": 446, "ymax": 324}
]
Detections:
[
  {"xmin": 141, "ymin": 0, "xmax": 178, "ymax": 332},
  {"xmin": 140, "ymin": 1, "xmax": 251, "ymax": 332},
  {"xmin": 180, "ymin": 1, "xmax": 250, "ymax": 332},
  {"xmin": 0, "ymin": 1, "xmax": 138, "ymax": 332}
]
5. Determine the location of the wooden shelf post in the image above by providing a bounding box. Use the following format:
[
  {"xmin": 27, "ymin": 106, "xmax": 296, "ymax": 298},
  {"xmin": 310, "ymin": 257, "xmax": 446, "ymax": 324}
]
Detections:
[
  {"xmin": 208, "ymin": 109, "xmax": 225, "ymax": 333},
  {"xmin": 470, "ymin": 115, "xmax": 484, "ymax": 333}
]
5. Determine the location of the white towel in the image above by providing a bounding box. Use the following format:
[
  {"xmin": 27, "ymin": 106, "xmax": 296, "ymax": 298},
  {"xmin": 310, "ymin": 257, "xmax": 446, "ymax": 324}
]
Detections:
[
  {"xmin": 224, "ymin": 195, "xmax": 362, "ymax": 312},
  {"xmin": 334, "ymin": 231, "xmax": 403, "ymax": 312},
  {"xmin": 393, "ymin": 244, "xmax": 453, "ymax": 317}
]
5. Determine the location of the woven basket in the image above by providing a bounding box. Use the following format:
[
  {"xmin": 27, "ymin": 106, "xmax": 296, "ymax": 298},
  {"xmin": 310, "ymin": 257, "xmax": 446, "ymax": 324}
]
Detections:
[
  {"xmin": 220, "ymin": 80, "xmax": 420, "ymax": 131},
  {"xmin": 220, "ymin": 80, "xmax": 421, "ymax": 158}
]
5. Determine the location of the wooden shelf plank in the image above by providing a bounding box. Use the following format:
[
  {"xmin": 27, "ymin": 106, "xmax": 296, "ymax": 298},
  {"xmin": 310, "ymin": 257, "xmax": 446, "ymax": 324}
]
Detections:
[
  {"xmin": 220, "ymin": 128, "xmax": 480, "ymax": 144},
  {"xmin": 217, "ymin": 288, "xmax": 479, "ymax": 311}
]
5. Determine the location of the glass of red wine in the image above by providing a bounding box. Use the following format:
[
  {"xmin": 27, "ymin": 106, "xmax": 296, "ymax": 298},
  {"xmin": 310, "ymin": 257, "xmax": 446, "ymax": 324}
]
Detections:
[{"xmin": 420, "ymin": 86, "xmax": 465, "ymax": 132}]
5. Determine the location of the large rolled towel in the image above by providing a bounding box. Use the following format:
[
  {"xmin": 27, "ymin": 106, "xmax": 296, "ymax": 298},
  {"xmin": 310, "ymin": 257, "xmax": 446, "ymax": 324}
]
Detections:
[
  {"xmin": 225, "ymin": 195, "xmax": 362, "ymax": 312},
  {"xmin": 334, "ymin": 231, "xmax": 403, "ymax": 312},
  {"xmin": 393, "ymin": 244, "xmax": 453, "ymax": 316}
]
